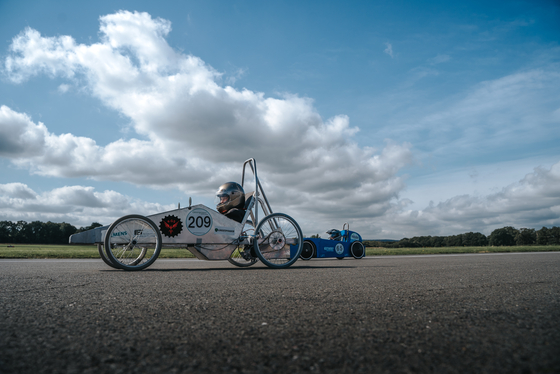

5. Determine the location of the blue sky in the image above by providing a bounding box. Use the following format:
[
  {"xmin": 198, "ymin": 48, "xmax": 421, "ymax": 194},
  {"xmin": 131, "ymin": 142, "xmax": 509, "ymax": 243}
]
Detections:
[{"xmin": 1, "ymin": 0, "xmax": 559, "ymax": 239}]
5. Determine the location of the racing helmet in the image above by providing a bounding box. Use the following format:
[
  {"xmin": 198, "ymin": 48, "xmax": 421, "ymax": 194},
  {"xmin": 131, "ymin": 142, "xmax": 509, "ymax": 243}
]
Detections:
[
  {"xmin": 216, "ymin": 182, "xmax": 245, "ymax": 214},
  {"xmin": 327, "ymin": 229, "xmax": 341, "ymax": 241}
]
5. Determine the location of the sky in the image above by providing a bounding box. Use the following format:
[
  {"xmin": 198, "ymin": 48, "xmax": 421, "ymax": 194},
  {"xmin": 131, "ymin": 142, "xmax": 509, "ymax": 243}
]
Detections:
[{"xmin": 0, "ymin": 0, "xmax": 559, "ymax": 239}]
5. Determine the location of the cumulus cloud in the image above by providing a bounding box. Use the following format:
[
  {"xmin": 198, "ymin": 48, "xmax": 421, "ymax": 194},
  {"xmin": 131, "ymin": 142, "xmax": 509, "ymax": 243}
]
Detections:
[
  {"xmin": 0, "ymin": 183, "xmax": 174, "ymax": 227},
  {"xmin": 1, "ymin": 11, "xmax": 412, "ymax": 231},
  {"xmin": 373, "ymin": 161, "xmax": 560, "ymax": 238}
]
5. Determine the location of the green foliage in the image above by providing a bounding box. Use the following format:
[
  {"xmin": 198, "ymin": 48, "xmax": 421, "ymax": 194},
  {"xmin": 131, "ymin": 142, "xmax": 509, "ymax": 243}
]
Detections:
[
  {"xmin": 366, "ymin": 226, "xmax": 559, "ymax": 248},
  {"xmin": 515, "ymin": 228, "xmax": 536, "ymax": 245},
  {"xmin": 488, "ymin": 226, "xmax": 518, "ymax": 246},
  {"xmin": 536, "ymin": 226, "xmax": 560, "ymax": 245},
  {"xmin": 0, "ymin": 220, "xmax": 82, "ymax": 244}
]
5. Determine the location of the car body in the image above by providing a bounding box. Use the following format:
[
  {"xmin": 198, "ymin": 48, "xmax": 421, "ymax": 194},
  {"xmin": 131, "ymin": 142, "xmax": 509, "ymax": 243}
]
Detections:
[{"xmin": 301, "ymin": 228, "xmax": 365, "ymax": 260}]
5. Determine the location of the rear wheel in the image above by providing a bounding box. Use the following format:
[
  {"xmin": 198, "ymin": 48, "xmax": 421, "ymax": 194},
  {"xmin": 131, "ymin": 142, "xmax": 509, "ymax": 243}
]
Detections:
[
  {"xmin": 97, "ymin": 243, "xmax": 118, "ymax": 269},
  {"xmin": 300, "ymin": 240, "xmax": 315, "ymax": 260},
  {"xmin": 254, "ymin": 213, "xmax": 303, "ymax": 269},
  {"xmin": 104, "ymin": 215, "xmax": 161, "ymax": 271},
  {"xmin": 350, "ymin": 241, "xmax": 365, "ymax": 259}
]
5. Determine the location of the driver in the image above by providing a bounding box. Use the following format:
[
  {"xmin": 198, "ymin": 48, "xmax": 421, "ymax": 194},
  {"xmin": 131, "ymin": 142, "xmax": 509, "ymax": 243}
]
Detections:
[
  {"xmin": 216, "ymin": 182, "xmax": 246, "ymax": 223},
  {"xmin": 327, "ymin": 229, "xmax": 342, "ymax": 241}
]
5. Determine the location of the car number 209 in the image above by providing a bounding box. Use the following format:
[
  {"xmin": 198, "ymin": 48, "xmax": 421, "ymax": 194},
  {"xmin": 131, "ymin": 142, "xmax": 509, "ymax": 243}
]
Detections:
[{"xmin": 186, "ymin": 208, "xmax": 213, "ymax": 236}]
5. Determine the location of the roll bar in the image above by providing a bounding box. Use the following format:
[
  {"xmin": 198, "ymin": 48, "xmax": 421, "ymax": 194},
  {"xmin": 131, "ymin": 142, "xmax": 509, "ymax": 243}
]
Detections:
[{"xmin": 241, "ymin": 158, "xmax": 274, "ymax": 228}]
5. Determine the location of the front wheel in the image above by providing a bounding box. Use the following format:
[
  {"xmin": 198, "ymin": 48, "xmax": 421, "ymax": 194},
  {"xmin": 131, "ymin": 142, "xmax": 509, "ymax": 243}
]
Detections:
[
  {"xmin": 104, "ymin": 214, "xmax": 162, "ymax": 271},
  {"xmin": 228, "ymin": 245, "xmax": 258, "ymax": 267},
  {"xmin": 254, "ymin": 213, "xmax": 303, "ymax": 269},
  {"xmin": 228, "ymin": 221, "xmax": 258, "ymax": 267}
]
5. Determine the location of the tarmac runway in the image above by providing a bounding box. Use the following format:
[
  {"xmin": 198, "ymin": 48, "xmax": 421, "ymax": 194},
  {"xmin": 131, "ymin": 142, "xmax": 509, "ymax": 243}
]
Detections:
[{"xmin": 1, "ymin": 252, "xmax": 559, "ymax": 373}]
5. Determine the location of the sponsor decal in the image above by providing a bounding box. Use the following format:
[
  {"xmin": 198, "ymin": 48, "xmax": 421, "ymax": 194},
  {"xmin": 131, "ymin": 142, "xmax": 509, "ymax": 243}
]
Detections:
[
  {"xmin": 324, "ymin": 247, "xmax": 334, "ymax": 252},
  {"xmin": 351, "ymin": 233, "xmax": 360, "ymax": 242},
  {"xmin": 335, "ymin": 243, "xmax": 344, "ymax": 255},
  {"xmin": 186, "ymin": 208, "xmax": 213, "ymax": 236},
  {"xmin": 215, "ymin": 226, "xmax": 235, "ymax": 234},
  {"xmin": 111, "ymin": 231, "xmax": 127, "ymax": 237},
  {"xmin": 160, "ymin": 215, "xmax": 183, "ymax": 238}
]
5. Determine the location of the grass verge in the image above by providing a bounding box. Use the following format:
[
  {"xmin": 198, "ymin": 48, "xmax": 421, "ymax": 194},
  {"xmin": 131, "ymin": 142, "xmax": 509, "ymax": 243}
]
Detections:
[
  {"xmin": 365, "ymin": 245, "xmax": 560, "ymax": 256},
  {"xmin": 0, "ymin": 243, "xmax": 558, "ymax": 259},
  {"xmin": 0, "ymin": 244, "xmax": 195, "ymax": 259}
]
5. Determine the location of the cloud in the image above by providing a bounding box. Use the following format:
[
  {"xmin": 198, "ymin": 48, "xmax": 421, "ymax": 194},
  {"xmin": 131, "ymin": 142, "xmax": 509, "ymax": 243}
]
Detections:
[
  {"xmin": 0, "ymin": 183, "xmax": 174, "ymax": 227},
  {"xmin": 429, "ymin": 54, "xmax": 451, "ymax": 65},
  {"xmin": 373, "ymin": 161, "xmax": 560, "ymax": 238},
  {"xmin": 383, "ymin": 68, "xmax": 560, "ymax": 164},
  {"xmin": 58, "ymin": 83, "xmax": 70, "ymax": 93},
  {"xmin": 384, "ymin": 42, "xmax": 394, "ymax": 58},
  {"xmin": 1, "ymin": 11, "xmax": 413, "ymax": 230},
  {"xmin": 0, "ymin": 106, "xmax": 47, "ymax": 157}
]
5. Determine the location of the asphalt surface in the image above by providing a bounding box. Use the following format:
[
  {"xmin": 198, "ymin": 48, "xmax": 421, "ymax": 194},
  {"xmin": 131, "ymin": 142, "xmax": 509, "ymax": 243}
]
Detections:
[{"xmin": 1, "ymin": 252, "xmax": 559, "ymax": 374}]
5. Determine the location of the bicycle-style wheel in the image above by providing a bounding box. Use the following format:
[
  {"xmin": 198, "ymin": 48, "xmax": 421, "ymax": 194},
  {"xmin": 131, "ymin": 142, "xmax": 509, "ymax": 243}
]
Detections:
[
  {"xmin": 228, "ymin": 245, "xmax": 258, "ymax": 267},
  {"xmin": 104, "ymin": 215, "xmax": 161, "ymax": 271},
  {"xmin": 228, "ymin": 221, "xmax": 258, "ymax": 267},
  {"xmin": 97, "ymin": 243, "xmax": 119, "ymax": 269},
  {"xmin": 254, "ymin": 213, "xmax": 303, "ymax": 269}
]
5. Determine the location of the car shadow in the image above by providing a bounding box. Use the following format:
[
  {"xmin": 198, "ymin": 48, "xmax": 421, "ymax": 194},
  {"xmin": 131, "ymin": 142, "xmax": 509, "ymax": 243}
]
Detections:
[{"xmin": 100, "ymin": 264, "xmax": 356, "ymax": 272}]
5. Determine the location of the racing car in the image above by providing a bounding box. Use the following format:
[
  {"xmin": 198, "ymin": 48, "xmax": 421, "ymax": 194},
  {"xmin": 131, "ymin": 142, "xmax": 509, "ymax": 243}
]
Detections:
[{"xmin": 300, "ymin": 223, "xmax": 365, "ymax": 260}]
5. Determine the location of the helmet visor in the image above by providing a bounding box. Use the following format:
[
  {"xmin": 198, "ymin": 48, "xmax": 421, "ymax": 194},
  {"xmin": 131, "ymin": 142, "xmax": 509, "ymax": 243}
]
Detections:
[{"xmin": 215, "ymin": 190, "xmax": 231, "ymax": 208}]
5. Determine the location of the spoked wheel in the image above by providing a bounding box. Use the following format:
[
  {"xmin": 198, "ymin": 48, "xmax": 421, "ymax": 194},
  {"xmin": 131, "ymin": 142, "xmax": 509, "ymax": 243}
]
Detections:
[
  {"xmin": 254, "ymin": 213, "xmax": 303, "ymax": 269},
  {"xmin": 228, "ymin": 245, "xmax": 258, "ymax": 267},
  {"xmin": 104, "ymin": 214, "xmax": 162, "ymax": 271},
  {"xmin": 228, "ymin": 222, "xmax": 258, "ymax": 267},
  {"xmin": 97, "ymin": 243, "xmax": 119, "ymax": 269}
]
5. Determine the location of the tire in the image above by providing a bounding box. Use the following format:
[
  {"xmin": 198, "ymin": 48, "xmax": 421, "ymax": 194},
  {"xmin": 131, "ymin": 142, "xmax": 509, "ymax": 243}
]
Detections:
[
  {"xmin": 300, "ymin": 240, "xmax": 315, "ymax": 260},
  {"xmin": 254, "ymin": 213, "xmax": 303, "ymax": 269},
  {"xmin": 104, "ymin": 215, "xmax": 162, "ymax": 271},
  {"xmin": 350, "ymin": 241, "xmax": 365, "ymax": 259},
  {"xmin": 97, "ymin": 243, "xmax": 119, "ymax": 269},
  {"xmin": 228, "ymin": 245, "xmax": 258, "ymax": 267},
  {"xmin": 228, "ymin": 221, "xmax": 258, "ymax": 267}
]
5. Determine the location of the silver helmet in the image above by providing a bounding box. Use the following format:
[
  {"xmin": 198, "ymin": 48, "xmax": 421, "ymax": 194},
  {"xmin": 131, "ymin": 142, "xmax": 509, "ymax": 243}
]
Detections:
[{"xmin": 216, "ymin": 182, "xmax": 245, "ymax": 214}]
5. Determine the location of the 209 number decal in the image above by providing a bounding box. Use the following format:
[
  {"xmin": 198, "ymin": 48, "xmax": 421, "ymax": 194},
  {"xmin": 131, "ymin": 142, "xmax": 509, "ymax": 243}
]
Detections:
[
  {"xmin": 186, "ymin": 208, "xmax": 213, "ymax": 236},
  {"xmin": 188, "ymin": 216, "xmax": 211, "ymax": 229}
]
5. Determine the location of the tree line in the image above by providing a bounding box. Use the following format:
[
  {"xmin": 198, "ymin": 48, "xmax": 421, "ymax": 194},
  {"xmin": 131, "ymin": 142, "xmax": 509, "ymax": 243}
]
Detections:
[
  {"xmin": 0, "ymin": 221, "xmax": 103, "ymax": 244},
  {"xmin": 1, "ymin": 220, "xmax": 559, "ymax": 247},
  {"xmin": 364, "ymin": 226, "xmax": 560, "ymax": 248}
]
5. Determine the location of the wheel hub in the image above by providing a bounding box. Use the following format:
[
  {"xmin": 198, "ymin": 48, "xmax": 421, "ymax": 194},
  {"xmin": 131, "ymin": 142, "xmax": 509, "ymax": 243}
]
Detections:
[{"xmin": 269, "ymin": 231, "xmax": 286, "ymax": 251}]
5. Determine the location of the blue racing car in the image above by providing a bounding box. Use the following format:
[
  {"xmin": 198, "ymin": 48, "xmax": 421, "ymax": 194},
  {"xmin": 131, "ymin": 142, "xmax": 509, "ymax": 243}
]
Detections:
[{"xmin": 300, "ymin": 223, "xmax": 365, "ymax": 260}]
